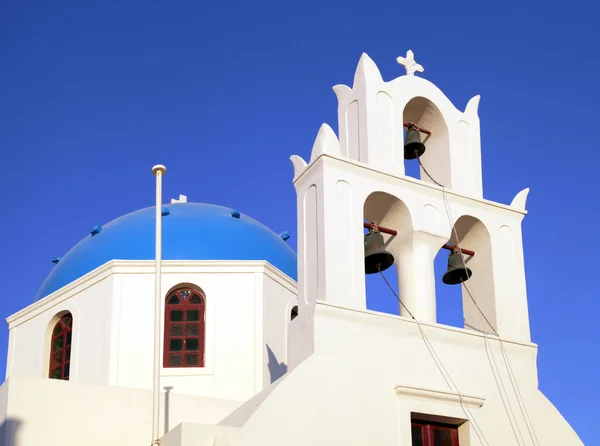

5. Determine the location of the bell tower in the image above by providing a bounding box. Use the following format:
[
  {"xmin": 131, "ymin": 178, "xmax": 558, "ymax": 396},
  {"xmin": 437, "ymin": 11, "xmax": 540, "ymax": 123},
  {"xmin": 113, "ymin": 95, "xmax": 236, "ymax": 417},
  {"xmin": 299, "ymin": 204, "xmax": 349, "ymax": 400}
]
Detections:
[{"xmin": 288, "ymin": 51, "xmax": 532, "ymax": 368}]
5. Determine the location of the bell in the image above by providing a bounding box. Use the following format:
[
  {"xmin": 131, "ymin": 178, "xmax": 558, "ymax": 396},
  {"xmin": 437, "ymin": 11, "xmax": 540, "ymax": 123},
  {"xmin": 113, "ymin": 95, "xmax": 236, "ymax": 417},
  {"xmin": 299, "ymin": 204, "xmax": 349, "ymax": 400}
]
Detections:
[
  {"xmin": 364, "ymin": 231, "xmax": 395, "ymax": 274},
  {"xmin": 404, "ymin": 128, "xmax": 426, "ymax": 160},
  {"xmin": 442, "ymin": 251, "xmax": 472, "ymax": 285}
]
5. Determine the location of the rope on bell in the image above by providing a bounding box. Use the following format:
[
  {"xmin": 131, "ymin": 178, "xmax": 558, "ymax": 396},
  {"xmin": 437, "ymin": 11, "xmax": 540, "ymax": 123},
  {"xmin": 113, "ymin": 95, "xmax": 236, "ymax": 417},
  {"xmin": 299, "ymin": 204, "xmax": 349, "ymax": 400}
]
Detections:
[
  {"xmin": 377, "ymin": 265, "xmax": 414, "ymax": 320},
  {"xmin": 415, "ymin": 149, "xmax": 443, "ymax": 187}
]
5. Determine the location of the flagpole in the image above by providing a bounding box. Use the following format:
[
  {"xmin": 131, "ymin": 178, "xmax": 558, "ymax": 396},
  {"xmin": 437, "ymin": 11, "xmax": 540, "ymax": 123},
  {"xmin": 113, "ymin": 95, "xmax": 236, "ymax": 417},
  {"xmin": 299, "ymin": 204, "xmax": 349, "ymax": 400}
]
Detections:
[{"xmin": 151, "ymin": 164, "xmax": 166, "ymax": 445}]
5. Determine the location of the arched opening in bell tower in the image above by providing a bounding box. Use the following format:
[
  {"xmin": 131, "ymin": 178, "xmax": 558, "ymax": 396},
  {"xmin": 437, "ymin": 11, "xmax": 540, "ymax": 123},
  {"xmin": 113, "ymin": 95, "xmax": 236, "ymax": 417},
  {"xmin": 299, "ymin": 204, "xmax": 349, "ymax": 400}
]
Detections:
[
  {"xmin": 402, "ymin": 97, "xmax": 451, "ymax": 187},
  {"xmin": 434, "ymin": 215, "xmax": 497, "ymax": 332},
  {"xmin": 363, "ymin": 191, "xmax": 413, "ymax": 315}
]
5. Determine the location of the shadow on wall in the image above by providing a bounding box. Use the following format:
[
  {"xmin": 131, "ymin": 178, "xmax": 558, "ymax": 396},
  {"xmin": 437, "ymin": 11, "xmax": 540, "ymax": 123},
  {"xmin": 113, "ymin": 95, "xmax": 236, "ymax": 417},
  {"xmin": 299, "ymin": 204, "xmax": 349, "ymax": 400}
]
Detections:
[
  {"xmin": 164, "ymin": 386, "xmax": 173, "ymax": 435},
  {"xmin": 0, "ymin": 418, "xmax": 22, "ymax": 446},
  {"xmin": 266, "ymin": 344, "xmax": 287, "ymax": 383}
]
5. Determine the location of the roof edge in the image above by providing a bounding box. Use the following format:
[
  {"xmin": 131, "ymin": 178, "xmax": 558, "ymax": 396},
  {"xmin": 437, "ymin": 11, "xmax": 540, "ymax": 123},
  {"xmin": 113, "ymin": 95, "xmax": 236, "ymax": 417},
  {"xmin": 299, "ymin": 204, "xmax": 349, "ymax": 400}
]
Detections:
[{"xmin": 10, "ymin": 260, "xmax": 298, "ymax": 328}]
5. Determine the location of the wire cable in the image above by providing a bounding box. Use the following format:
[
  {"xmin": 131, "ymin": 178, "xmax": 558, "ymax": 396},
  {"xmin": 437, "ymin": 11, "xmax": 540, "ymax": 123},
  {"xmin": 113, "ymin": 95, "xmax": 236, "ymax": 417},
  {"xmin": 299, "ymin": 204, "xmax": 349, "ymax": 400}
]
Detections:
[
  {"xmin": 417, "ymin": 152, "xmax": 526, "ymax": 444},
  {"xmin": 481, "ymin": 323, "xmax": 524, "ymax": 445},
  {"xmin": 415, "ymin": 150, "xmax": 540, "ymax": 445},
  {"xmin": 417, "ymin": 153, "xmax": 524, "ymax": 444},
  {"xmin": 377, "ymin": 266, "xmax": 490, "ymax": 446},
  {"xmin": 464, "ymin": 282, "xmax": 540, "ymax": 446}
]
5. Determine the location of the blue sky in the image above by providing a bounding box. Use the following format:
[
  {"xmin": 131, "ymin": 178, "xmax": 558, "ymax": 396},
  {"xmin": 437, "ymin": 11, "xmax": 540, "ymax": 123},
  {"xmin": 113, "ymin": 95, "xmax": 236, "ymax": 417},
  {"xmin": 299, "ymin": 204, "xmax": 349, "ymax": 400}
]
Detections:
[{"xmin": 1, "ymin": 0, "xmax": 598, "ymax": 443}]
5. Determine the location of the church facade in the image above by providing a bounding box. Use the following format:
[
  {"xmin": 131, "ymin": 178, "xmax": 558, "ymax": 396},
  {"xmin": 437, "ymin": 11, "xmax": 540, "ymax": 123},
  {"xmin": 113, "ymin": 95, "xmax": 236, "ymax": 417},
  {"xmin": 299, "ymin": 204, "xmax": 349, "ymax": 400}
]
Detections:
[{"xmin": 0, "ymin": 51, "xmax": 583, "ymax": 446}]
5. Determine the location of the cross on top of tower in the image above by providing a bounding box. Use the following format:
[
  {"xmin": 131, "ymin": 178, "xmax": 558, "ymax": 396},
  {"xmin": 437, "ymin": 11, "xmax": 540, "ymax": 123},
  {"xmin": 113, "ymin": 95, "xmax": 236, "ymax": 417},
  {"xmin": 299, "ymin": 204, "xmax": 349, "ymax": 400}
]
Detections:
[{"xmin": 396, "ymin": 50, "xmax": 424, "ymax": 76}]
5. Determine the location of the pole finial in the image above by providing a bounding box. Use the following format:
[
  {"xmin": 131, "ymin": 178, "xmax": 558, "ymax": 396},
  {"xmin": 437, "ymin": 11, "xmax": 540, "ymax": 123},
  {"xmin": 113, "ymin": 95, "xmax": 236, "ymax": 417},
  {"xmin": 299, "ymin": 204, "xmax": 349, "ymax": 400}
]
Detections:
[{"xmin": 152, "ymin": 164, "xmax": 167, "ymax": 176}]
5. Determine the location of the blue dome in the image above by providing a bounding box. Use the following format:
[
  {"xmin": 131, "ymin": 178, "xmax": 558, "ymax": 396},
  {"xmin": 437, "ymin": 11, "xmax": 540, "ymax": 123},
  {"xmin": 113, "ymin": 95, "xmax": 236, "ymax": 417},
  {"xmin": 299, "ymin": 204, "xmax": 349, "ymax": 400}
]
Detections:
[{"xmin": 36, "ymin": 203, "xmax": 297, "ymax": 301}]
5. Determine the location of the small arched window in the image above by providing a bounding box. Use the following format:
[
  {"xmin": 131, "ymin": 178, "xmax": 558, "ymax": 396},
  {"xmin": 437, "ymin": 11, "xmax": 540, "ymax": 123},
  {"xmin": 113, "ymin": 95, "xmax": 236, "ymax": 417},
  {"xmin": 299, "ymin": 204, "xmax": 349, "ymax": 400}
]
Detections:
[
  {"xmin": 163, "ymin": 286, "xmax": 205, "ymax": 368},
  {"xmin": 49, "ymin": 313, "xmax": 73, "ymax": 380},
  {"xmin": 290, "ymin": 305, "xmax": 298, "ymax": 321}
]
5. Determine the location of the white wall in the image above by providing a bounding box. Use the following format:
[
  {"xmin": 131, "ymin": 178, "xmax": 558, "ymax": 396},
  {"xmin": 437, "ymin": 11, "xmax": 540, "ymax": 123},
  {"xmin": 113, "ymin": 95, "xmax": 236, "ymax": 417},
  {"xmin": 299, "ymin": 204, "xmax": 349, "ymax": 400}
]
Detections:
[
  {"xmin": 0, "ymin": 301, "xmax": 584, "ymax": 446},
  {"xmin": 0, "ymin": 381, "xmax": 17, "ymax": 446},
  {"xmin": 6, "ymin": 275, "xmax": 114, "ymax": 384},
  {"xmin": 214, "ymin": 302, "xmax": 583, "ymax": 446},
  {"xmin": 262, "ymin": 272, "xmax": 297, "ymax": 386},
  {"xmin": 0, "ymin": 374, "xmax": 241, "ymax": 446},
  {"xmin": 6, "ymin": 260, "xmax": 298, "ymax": 405},
  {"xmin": 117, "ymin": 268, "xmax": 259, "ymax": 401}
]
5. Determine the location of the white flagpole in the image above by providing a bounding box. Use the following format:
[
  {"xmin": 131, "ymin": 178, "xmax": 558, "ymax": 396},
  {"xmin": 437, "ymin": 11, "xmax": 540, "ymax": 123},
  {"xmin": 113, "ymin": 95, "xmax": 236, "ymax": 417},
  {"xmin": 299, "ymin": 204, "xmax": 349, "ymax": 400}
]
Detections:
[{"xmin": 151, "ymin": 164, "xmax": 166, "ymax": 445}]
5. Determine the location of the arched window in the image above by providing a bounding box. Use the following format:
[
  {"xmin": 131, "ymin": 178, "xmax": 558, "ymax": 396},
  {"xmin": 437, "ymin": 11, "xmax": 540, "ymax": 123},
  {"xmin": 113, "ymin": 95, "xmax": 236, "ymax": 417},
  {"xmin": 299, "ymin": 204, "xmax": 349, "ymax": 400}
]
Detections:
[
  {"xmin": 49, "ymin": 313, "xmax": 73, "ymax": 380},
  {"xmin": 163, "ymin": 286, "xmax": 205, "ymax": 368},
  {"xmin": 290, "ymin": 305, "xmax": 298, "ymax": 321}
]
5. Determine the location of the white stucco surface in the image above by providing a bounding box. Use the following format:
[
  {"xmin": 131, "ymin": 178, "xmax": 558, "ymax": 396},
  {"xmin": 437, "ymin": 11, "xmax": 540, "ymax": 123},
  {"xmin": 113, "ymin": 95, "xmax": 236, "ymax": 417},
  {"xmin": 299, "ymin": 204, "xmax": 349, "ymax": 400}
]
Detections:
[
  {"xmin": 6, "ymin": 260, "xmax": 295, "ymax": 400},
  {"xmin": 0, "ymin": 375, "xmax": 241, "ymax": 445},
  {"xmin": 217, "ymin": 303, "xmax": 581, "ymax": 446}
]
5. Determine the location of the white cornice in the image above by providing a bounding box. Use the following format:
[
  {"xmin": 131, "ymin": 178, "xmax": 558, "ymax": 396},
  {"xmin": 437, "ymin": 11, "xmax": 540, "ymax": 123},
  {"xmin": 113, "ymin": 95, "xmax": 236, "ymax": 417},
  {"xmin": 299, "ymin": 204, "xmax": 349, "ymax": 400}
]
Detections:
[
  {"xmin": 8, "ymin": 260, "xmax": 297, "ymax": 328},
  {"xmin": 296, "ymin": 153, "xmax": 527, "ymax": 216},
  {"xmin": 393, "ymin": 384, "xmax": 485, "ymax": 408},
  {"xmin": 314, "ymin": 300, "xmax": 537, "ymax": 349}
]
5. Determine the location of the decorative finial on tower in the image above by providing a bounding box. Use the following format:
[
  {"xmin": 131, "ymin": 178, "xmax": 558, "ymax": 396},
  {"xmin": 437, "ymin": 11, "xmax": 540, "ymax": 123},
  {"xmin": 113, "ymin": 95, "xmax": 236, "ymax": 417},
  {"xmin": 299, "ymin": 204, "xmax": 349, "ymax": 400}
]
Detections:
[{"xmin": 396, "ymin": 50, "xmax": 424, "ymax": 76}]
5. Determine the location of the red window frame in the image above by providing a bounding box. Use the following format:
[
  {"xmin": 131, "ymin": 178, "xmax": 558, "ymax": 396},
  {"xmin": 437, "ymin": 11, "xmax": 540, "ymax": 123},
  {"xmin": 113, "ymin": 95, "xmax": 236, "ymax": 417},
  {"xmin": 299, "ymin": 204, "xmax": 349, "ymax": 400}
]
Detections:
[
  {"xmin": 48, "ymin": 313, "xmax": 73, "ymax": 380},
  {"xmin": 163, "ymin": 287, "xmax": 206, "ymax": 368},
  {"xmin": 411, "ymin": 419, "xmax": 460, "ymax": 446}
]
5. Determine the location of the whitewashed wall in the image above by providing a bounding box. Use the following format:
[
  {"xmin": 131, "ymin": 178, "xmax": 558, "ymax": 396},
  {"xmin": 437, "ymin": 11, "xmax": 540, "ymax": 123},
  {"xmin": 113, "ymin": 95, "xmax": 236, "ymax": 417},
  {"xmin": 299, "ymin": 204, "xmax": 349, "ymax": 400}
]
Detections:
[
  {"xmin": 1, "ymin": 301, "xmax": 584, "ymax": 446},
  {"xmin": 0, "ymin": 380, "xmax": 12, "ymax": 446},
  {"xmin": 262, "ymin": 272, "xmax": 297, "ymax": 386},
  {"xmin": 114, "ymin": 262, "xmax": 296, "ymax": 401},
  {"xmin": 116, "ymin": 267, "xmax": 258, "ymax": 400},
  {"xmin": 6, "ymin": 275, "xmax": 114, "ymax": 384},
  {"xmin": 213, "ymin": 303, "xmax": 583, "ymax": 446},
  {"xmin": 0, "ymin": 375, "xmax": 241, "ymax": 446},
  {"xmin": 6, "ymin": 260, "xmax": 297, "ymax": 405}
]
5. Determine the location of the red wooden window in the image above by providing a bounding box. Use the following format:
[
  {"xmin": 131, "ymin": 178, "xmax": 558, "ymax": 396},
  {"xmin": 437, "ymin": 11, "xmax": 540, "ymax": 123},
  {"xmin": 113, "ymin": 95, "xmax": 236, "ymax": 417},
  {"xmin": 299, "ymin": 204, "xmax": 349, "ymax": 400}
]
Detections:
[
  {"xmin": 163, "ymin": 287, "xmax": 205, "ymax": 368},
  {"xmin": 48, "ymin": 313, "xmax": 73, "ymax": 380},
  {"xmin": 411, "ymin": 420, "xmax": 459, "ymax": 446}
]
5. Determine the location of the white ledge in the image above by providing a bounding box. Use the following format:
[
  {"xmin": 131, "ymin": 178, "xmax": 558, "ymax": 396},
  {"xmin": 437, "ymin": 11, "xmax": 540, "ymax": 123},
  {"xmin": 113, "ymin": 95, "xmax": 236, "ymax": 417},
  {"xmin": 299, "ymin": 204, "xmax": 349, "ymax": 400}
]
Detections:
[
  {"xmin": 393, "ymin": 384, "xmax": 485, "ymax": 408},
  {"xmin": 315, "ymin": 300, "xmax": 537, "ymax": 349},
  {"xmin": 295, "ymin": 153, "xmax": 527, "ymax": 216}
]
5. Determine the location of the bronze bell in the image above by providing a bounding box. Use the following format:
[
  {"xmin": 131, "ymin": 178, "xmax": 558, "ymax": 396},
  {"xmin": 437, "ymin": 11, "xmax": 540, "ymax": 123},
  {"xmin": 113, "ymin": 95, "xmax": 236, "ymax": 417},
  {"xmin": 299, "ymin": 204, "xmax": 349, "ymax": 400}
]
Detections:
[
  {"xmin": 364, "ymin": 231, "xmax": 395, "ymax": 274},
  {"xmin": 442, "ymin": 251, "xmax": 472, "ymax": 285},
  {"xmin": 404, "ymin": 127, "xmax": 426, "ymax": 160}
]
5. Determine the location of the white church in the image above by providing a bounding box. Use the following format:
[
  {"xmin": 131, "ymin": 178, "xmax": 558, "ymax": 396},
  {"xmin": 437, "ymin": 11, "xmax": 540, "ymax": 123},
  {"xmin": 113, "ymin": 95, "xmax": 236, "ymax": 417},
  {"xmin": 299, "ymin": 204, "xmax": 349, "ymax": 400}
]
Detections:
[{"xmin": 0, "ymin": 51, "xmax": 583, "ymax": 446}]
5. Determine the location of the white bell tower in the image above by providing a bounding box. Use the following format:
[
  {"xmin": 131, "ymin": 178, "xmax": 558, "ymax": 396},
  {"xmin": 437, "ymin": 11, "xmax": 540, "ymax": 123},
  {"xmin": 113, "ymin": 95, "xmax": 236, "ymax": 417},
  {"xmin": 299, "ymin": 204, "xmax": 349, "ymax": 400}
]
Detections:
[{"xmin": 289, "ymin": 51, "xmax": 532, "ymax": 366}]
